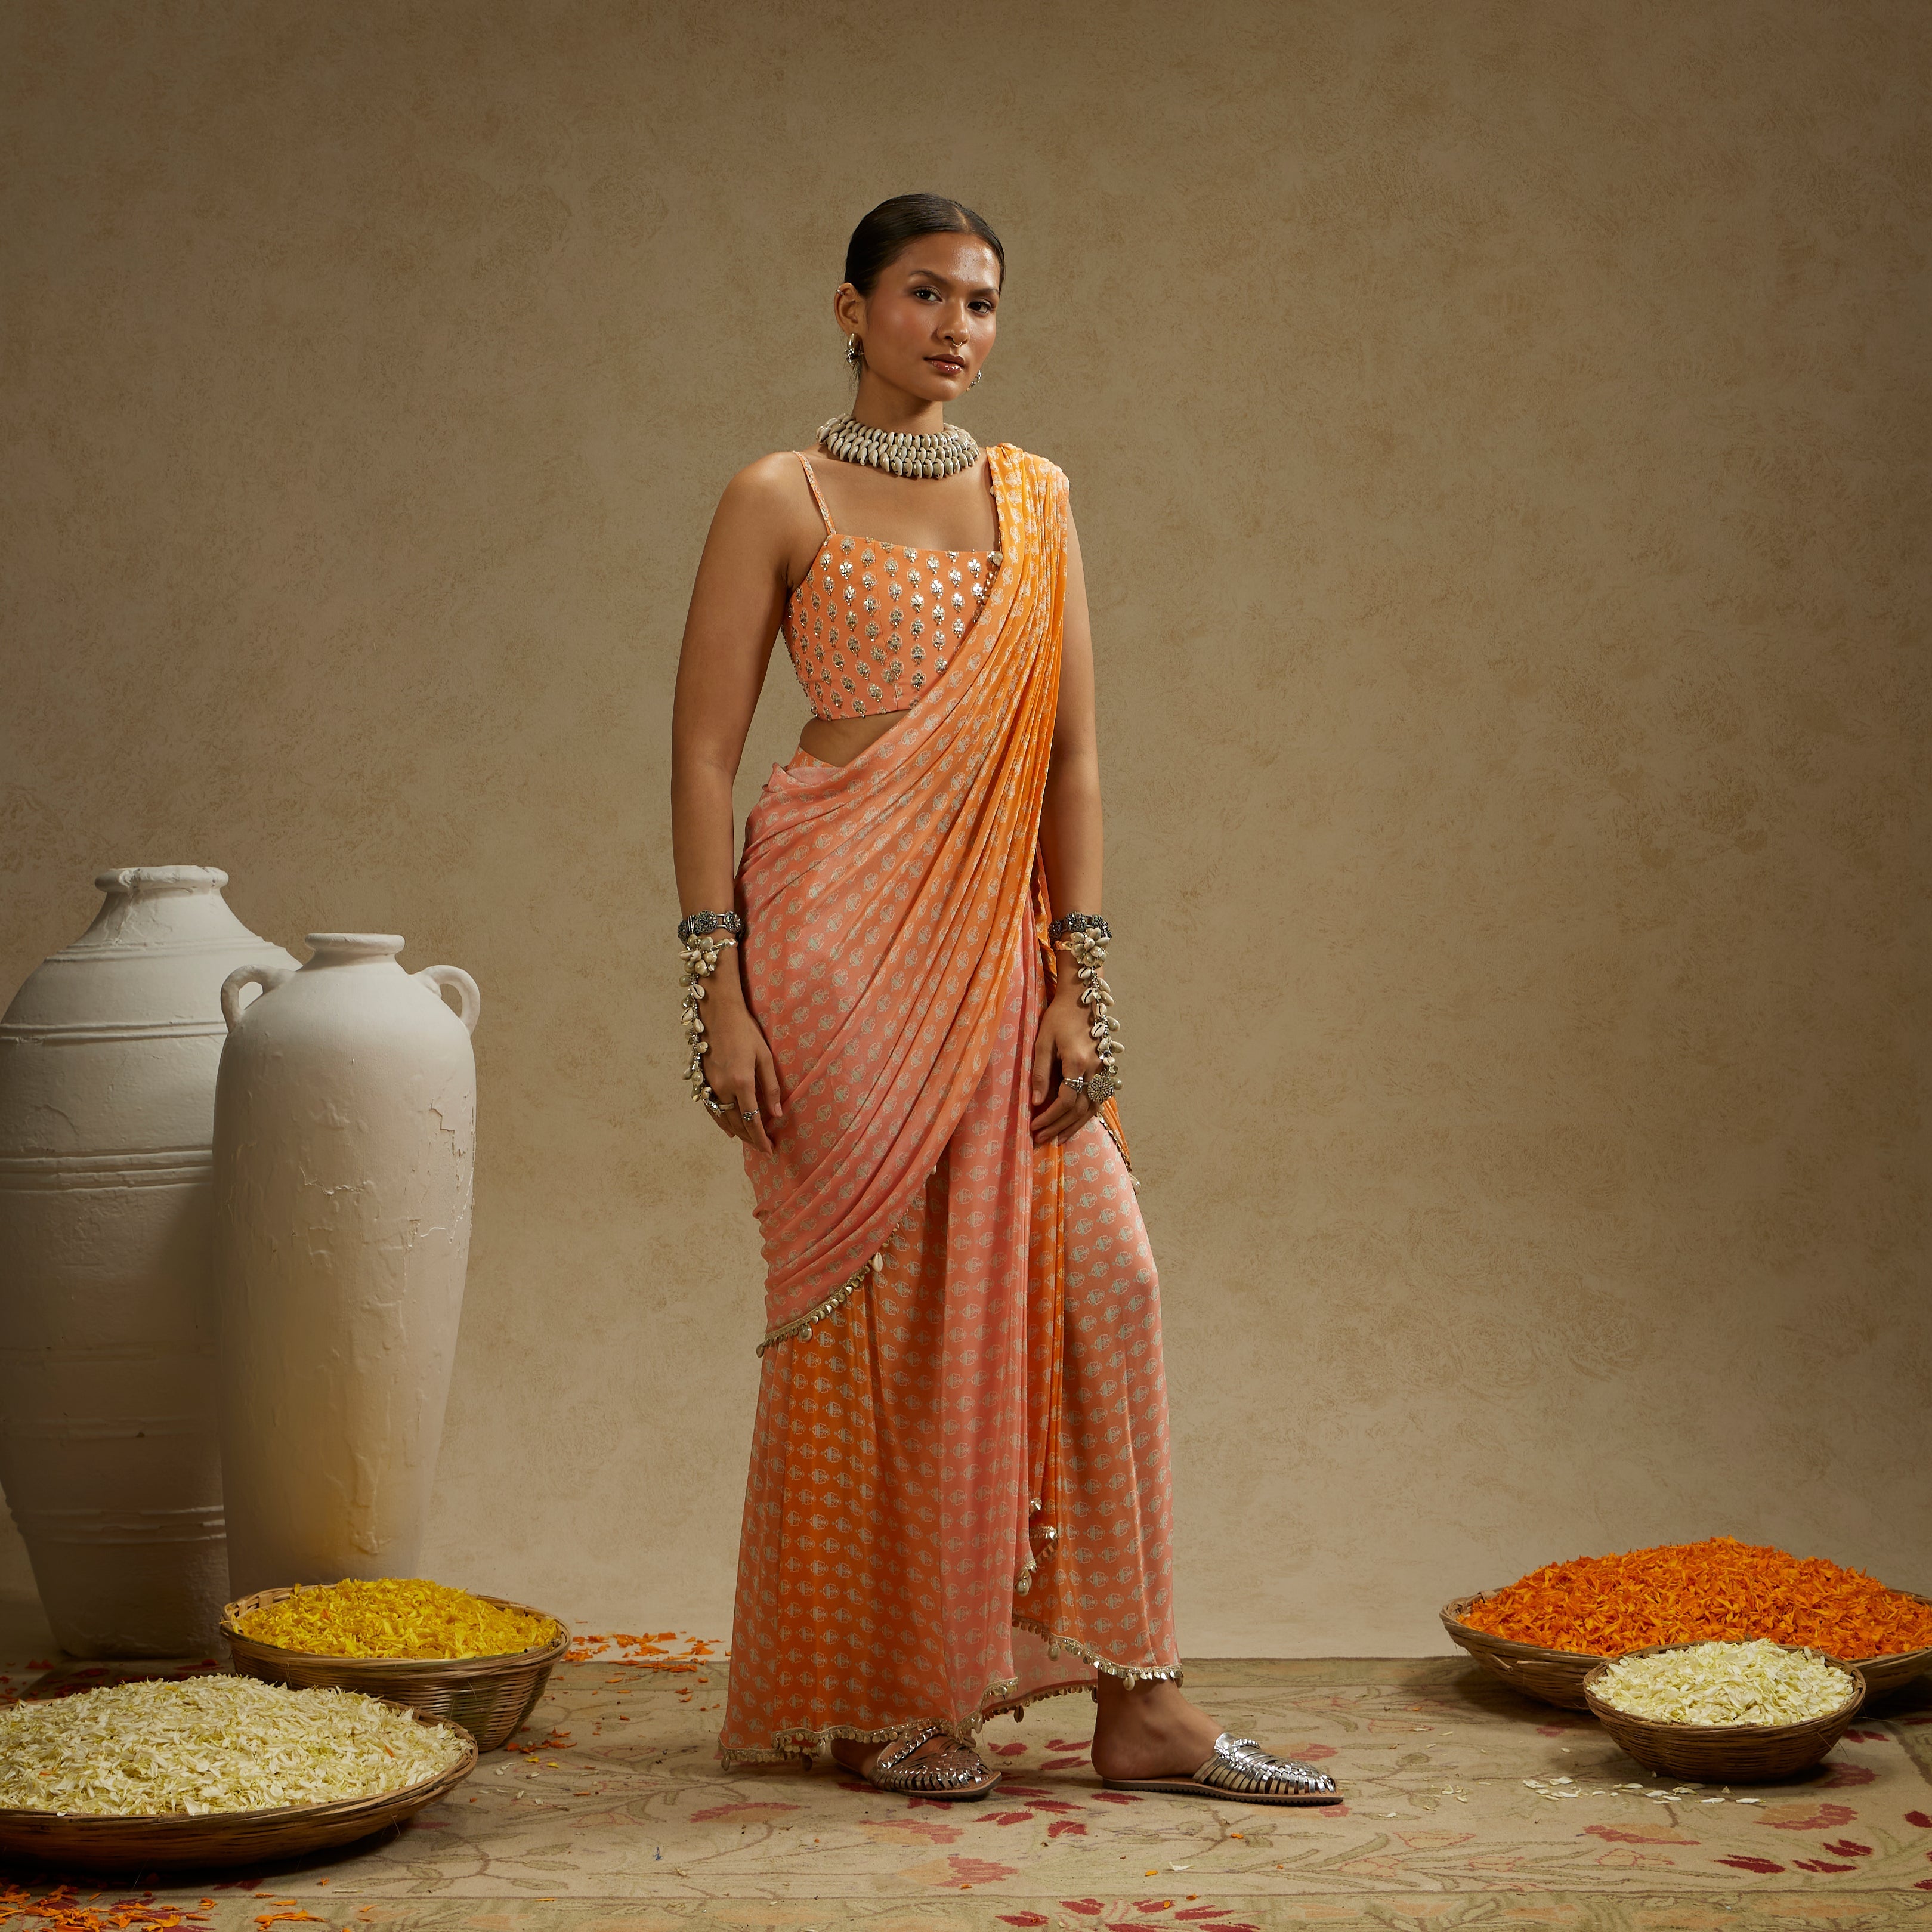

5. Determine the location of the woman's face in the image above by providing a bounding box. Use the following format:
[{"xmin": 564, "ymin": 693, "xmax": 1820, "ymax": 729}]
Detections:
[{"xmin": 836, "ymin": 232, "xmax": 1002, "ymax": 405}]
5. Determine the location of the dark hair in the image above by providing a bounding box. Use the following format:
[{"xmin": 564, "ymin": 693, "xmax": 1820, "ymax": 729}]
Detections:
[{"xmin": 843, "ymin": 194, "xmax": 1004, "ymax": 296}]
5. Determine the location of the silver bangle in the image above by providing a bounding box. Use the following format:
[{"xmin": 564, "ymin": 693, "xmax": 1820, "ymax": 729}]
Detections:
[
  {"xmin": 678, "ymin": 909, "xmax": 744, "ymax": 944},
  {"xmin": 1049, "ymin": 912, "xmax": 1111, "ymax": 942}
]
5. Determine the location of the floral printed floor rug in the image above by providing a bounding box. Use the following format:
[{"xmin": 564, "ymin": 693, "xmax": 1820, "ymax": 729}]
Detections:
[{"xmin": 4, "ymin": 1645, "xmax": 1931, "ymax": 1930}]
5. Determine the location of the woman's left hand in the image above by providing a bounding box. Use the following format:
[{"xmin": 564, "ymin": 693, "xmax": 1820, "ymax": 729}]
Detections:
[{"xmin": 1030, "ymin": 988, "xmax": 1101, "ymax": 1146}]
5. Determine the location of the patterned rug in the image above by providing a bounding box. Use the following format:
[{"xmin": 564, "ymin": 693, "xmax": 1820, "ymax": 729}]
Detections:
[{"xmin": 4, "ymin": 1649, "xmax": 1931, "ymax": 1929}]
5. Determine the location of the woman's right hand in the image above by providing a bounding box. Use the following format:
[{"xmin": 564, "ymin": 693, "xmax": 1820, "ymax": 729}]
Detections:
[{"xmin": 701, "ymin": 969, "xmax": 783, "ymax": 1153}]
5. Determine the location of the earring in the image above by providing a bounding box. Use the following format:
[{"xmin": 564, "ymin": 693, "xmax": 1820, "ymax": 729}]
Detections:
[
  {"xmin": 970, "ymin": 369, "xmax": 982, "ymax": 388},
  {"xmin": 845, "ymin": 335, "xmax": 863, "ymax": 369}
]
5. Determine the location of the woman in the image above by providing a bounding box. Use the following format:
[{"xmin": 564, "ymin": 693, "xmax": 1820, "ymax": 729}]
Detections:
[{"xmin": 670, "ymin": 194, "xmax": 1337, "ymax": 1806}]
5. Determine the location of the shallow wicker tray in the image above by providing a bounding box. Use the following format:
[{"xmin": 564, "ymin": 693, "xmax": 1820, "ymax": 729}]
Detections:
[
  {"xmin": 1444, "ymin": 1588, "xmax": 1932, "ymax": 1714},
  {"xmin": 1441, "ymin": 1596, "xmax": 1602, "ymax": 1710},
  {"xmin": 223, "ymin": 1588, "xmax": 569, "ymax": 1752},
  {"xmin": 0, "ymin": 1701, "xmax": 475, "ymax": 1872},
  {"xmin": 1843, "ymin": 1593, "xmax": 1932, "ymax": 1700},
  {"xmin": 1583, "ymin": 1644, "xmax": 1865, "ymax": 1782}
]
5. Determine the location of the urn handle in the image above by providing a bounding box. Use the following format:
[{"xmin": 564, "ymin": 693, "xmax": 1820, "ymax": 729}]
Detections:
[
  {"xmin": 220, "ymin": 962, "xmax": 296, "ymax": 1033},
  {"xmin": 417, "ymin": 965, "xmax": 481, "ymax": 1035}
]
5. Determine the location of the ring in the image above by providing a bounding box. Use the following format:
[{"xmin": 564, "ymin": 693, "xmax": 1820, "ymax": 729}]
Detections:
[
  {"xmin": 1064, "ymin": 1076, "xmax": 1086, "ymax": 1093},
  {"xmin": 740, "ymin": 1109, "xmax": 758, "ymax": 1123}
]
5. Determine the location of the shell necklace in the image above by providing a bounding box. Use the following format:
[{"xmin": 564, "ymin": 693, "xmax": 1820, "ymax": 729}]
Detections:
[{"xmin": 817, "ymin": 414, "xmax": 981, "ymax": 480}]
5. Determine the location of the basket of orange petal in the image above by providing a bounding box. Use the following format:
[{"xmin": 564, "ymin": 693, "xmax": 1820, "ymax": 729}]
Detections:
[
  {"xmin": 223, "ymin": 1579, "xmax": 568, "ymax": 1751},
  {"xmin": 1583, "ymin": 1639, "xmax": 1865, "ymax": 1782},
  {"xmin": 1443, "ymin": 1538, "xmax": 1932, "ymax": 1712},
  {"xmin": 1441, "ymin": 1595, "xmax": 1602, "ymax": 1708}
]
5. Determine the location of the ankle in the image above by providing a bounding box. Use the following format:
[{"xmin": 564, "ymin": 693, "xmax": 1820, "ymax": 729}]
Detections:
[
  {"xmin": 1090, "ymin": 1681, "xmax": 1222, "ymax": 1780},
  {"xmin": 1094, "ymin": 1676, "xmax": 1187, "ymax": 1733}
]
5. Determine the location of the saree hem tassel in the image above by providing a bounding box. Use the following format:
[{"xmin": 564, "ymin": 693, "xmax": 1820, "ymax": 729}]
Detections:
[
  {"xmin": 982, "ymin": 1679, "xmax": 1099, "ymax": 1723},
  {"xmin": 719, "ymin": 1676, "xmax": 1021, "ymax": 1769},
  {"xmin": 753, "ymin": 1239, "xmax": 891, "ymax": 1356},
  {"xmin": 1011, "ymin": 1615, "xmax": 1186, "ymax": 1688}
]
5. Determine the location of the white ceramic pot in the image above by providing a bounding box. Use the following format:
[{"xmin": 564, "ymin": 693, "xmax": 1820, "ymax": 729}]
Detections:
[
  {"xmin": 212, "ymin": 934, "xmax": 480, "ymax": 1597},
  {"xmin": 0, "ymin": 867, "xmax": 297, "ymax": 1656}
]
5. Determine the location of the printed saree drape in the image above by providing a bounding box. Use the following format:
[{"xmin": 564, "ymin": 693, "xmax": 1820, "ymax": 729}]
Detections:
[{"xmin": 720, "ymin": 446, "xmax": 1179, "ymax": 1765}]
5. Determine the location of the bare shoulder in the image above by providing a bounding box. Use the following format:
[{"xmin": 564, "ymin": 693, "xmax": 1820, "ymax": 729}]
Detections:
[
  {"xmin": 716, "ymin": 449, "xmax": 817, "ymax": 521},
  {"xmin": 703, "ymin": 450, "xmax": 823, "ymax": 578}
]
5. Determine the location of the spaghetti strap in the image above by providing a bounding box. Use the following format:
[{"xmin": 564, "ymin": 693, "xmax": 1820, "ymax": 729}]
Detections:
[{"xmin": 795, "ymin": 452, "xmax": 836, "ymax": 535}]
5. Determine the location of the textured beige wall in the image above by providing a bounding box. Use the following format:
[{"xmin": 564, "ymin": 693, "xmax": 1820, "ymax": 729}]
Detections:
[{"xmin": 2, "ymin": 1, "xmax": 1926, "ymax": 1657}]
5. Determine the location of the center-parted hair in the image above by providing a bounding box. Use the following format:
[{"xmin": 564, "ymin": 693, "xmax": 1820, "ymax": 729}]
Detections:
[{"xmin": 844, "ymin": 194, "xmax": 1005, "ymax": 296}]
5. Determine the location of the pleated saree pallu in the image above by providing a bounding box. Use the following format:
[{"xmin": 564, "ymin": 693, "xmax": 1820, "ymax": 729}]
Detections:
[{"xmin": 719, "ymin": 445, "xmax": 1180, "ymax": 1768}]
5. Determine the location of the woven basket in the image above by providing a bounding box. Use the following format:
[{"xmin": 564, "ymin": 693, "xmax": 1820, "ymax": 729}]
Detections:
[
  {"xmin": 222, "ymin": 1588, "xmax": 569, "ymax": 1752},
  {"xmin": 1445, "ymin": 1588, "xmax": 1932, "ymax": 1715},
  {"xmin": 1846, "ymin": 1593, "xmax": 1932, "ymax": 1701},
  {"xmin": 1582, "ymin": 1644, "xmax": 1865, "ymax": 1782},
  {"xmin": 1441, "ymin": 1596, "xmax": 1602, "ymax": 1710},
  {"xmin": 0, "ymin": 1702, "xmax": 475, "ymax": 1872}
]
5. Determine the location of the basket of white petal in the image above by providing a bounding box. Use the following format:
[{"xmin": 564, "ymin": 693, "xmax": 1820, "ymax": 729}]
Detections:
[
  {"xmin": 1582, "ymin": 1639, "xmax": 1864, "ymax": 1782},
  {"xmin": 0, "ymin": 1674, "xmax": 475, "ymax": 1870}
]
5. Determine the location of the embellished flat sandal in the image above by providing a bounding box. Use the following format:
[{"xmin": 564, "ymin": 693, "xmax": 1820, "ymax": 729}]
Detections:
[
  {"xmin": 1103, "ymin": 1733, "xmax": 1341, "ymax": 1806},
  {"xmin": 860, "ymin": 1723, "xmax": 1003, "ymax": 1802}
]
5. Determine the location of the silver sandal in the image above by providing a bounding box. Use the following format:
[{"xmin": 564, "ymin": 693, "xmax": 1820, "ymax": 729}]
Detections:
[
  {"xmin": 861, "ymin": 1723, "xmax": 1003, "ymax": 1802},
  {"xmin": 1103, "ymin": 1732, "xmax": 1341, "ymax": 1806}
]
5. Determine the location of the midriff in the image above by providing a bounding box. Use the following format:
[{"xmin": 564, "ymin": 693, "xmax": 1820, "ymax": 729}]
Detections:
[{"xmin": 797, "ymin": 709, "xmax": 910, "ymax": 768}]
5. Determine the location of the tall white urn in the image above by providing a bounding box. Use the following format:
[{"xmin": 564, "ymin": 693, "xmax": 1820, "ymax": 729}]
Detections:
[
  {"xmin": 213, "ymin": 934, "xmax": 480, "ymax": 1597},
  {"xmin": 0, "ymin": 867, "xmax": 297, "ymax": 1656}
]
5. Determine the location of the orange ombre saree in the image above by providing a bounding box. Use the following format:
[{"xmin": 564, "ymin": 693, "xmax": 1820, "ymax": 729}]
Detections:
[{"xmin": 720, "ymin": 446, "xmax": 1179, "ymax": 1766}]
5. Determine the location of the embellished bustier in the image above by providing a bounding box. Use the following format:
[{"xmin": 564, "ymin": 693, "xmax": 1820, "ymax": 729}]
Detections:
[{"xmin": 782, "ymin": 452, "xmax": 1000, "ymax": 721}]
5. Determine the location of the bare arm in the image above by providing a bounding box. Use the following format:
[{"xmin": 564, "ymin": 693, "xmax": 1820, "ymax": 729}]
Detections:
[
  {"xmin": 1031, "ymin": 510, "xmax": 1109, "ymax": 1144},
  {"xmin": 671, "ymin": 461, "xmax": 797, "ymax": 911},
  {"xmin": 669, "ymin": 456, "xmax": 815, "ymax": 1149},
  {"xmin": 1039, "ymin": 513, "xmax": 1102, "ymax": 923}
]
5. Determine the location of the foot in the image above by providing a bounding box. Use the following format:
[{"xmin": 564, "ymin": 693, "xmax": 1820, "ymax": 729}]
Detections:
[
  {"xmin": 830, "ymin": 1727, "xmax": 997, "ymax": 1794},
  {"xmin": 1089, "ymin": 1674, "xmax": 1225, "ymax": 1782}
]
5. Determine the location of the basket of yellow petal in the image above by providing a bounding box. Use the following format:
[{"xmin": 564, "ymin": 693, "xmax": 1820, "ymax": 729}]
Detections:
[
  {"xmin": 0, "ymin": 1674, "xmax": 475, "ymax": 1871},
  {"xmin": 222, "ymin": 1579, "xmax": 569, "ymax": 1752},
  {"xmin": 1582, "ymin": 1639, "xmax": 1865, "ymax": 1782}
]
